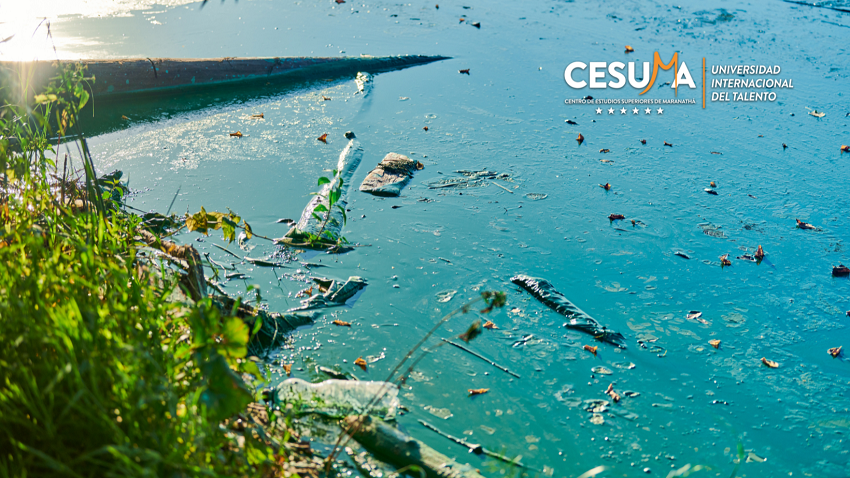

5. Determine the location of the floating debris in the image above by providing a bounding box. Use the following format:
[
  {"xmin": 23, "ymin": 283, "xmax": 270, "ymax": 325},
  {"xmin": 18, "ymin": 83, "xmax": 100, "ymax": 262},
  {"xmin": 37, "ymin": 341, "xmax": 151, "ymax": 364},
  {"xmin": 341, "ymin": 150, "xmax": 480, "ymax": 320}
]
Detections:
[
  {"xmin": 829, "ymin": 346, "xmax": 843, "ymax": 358},
  {"xmin": 599, "ymin": 148, "xmax": 610, "ymax": 153},
  {"xmin": 459, "ymin": 69, "xmax": 470, "ymax": 75},
  {"xmin": 592, "ymin": 366, "xmax": 613, "ymax": 375},
  {"xmin": 289, "ymin": 276, "xmax": 367, "ymax": 311},
  {"xmin": 796, "ymin": 218, "xmax": 817, "ymax": 230},
  {"xmin": 755, "ymin": 245, "xmax": 765, "ymax": 260},
  {"xmin": 664, "ymin": 141, "xmax": 673, "ymax": 147},
  {"xmin": 583, "ymin": 345, "xmax": 598, "ymax": 356},
  {"xmin": 833, "ymin": 265, "xmax": 850, "ymax": 277},
  {"xmin": 511, "ymin": 275, "xmax": 627, "ymax": 348},
  {"xmin": 761, "ymin": 357, "xmax": 779, "ymax": 368},
  {"xmin": 317, "ymin": 133, "xmax": 328, "ymax": 143},
  {"xmin": 709, "ymin": 339, "xmax": 721, "ymax": 349},
  {"xmin": 359, "ymin": 152, "xmax": 424, "ymax": 197},
  {"xmin": 565, "ymin": 119, "xmax": 578, "ymax": 125},
  {"xmin": 355, "ymin": 71, "xmax": 373, "ymax": 94},
  {"xmin": 704, "ymin": 188, "xmax": 718, "ymax": 195},
  {"xmin": 608, "ymin": 214, "xmax": 625, "ymax": 221},
  {"xmin": 278, "ymin": 132, "xmax": 362, "ymax": 250},
  {"xmin": 577, "ymin": 133, "xmax": 584, "ymax": 144},
  {"xmin": 436, "ymin": 289, "xmax": 457, "ymax": 302},
  {"xmin": 674, "ymin": 251, "xmax": 690, "ymax": 259},
  {"xmin": 625, "ymin": 45, "xmax": 634, "ymax": 53},
  {"xmin": 230, "ymin": 131, "xmax": 243, "ymax": 137},
  {"xmin": 332, "ymin": 319, "xmax": 352, "ymax": 327},
  {"xmin": 605, "ymin": 383, "xmax": 620, "ymax": 402},
  {"xmin": 809, "ymin": 110, "xmax": 825, "ymax": 118},
  {"xmin": 600, "ymin": 183, "xmax": 611, "ymax": 190},
  {"xmin": 468, "ymin": 388, "xmax": 489, "ymax": 396},
  {"xmin": 483, "ymin": 320, "xmax": 498, "ymax": 329},
  {"xmin": 699, "ymin": 223, "xmax": 727, "ymax": 238},
  {"xmin": 525, "ymin": 193, "xmax": 548, "ymax": 200},
  {"xmin": 720, "ymin": 254, "xmax": 732, "ymax": 267}
]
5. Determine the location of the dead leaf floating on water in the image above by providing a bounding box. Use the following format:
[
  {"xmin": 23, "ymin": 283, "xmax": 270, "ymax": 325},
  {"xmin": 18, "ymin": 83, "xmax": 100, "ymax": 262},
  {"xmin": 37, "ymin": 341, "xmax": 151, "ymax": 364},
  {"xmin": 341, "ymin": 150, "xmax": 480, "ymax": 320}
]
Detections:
[
  {"xmin": 583, "ymin": 345, "xmax": 598, "ymax": 356},
  {"xmin": 796, "ymin": 218, "xmax": 816, "ymax": 230},
  {"xmin": 459, "ymin": 69, "xmax": 470, "ymax": 75},
  {"xmin": 782, "ymin": 143, "xmax": 788, "ymax": 149},
  {"xmin": 841, "ymin": 145, "xmax": 850, "ymax": 152},
  {"xmin": 471, "ymin": 22, "xmax": 481, "ymax": 28},
  {"xmin": 686, "ymin": 311, "xmax": 702, "ymax": 321},
  {"xmin": 709, "ymin": 339, "xmax": 721, "ymax": 349},
  {"xmin": 468, "ymin": 388, "xmax": 489, "ymax": 396},
  {"xmin": 833, "ymin": 265, "xmax": 850, "ymax": 277},
  {"xmin": 251, "ymin": 113, "xmax": 264, "ymax": 118},
  {"xmin": 230, "ymin": 131, "xmax": 243, "ymax": 137},
  {"xmin": 121, "ymin": 115, "xmax": 130, "ymax": 120},
  {"xmin": 317, "ymin": 134, "xmax": 328, "ymax": 143},
  {"xmin": 335, "ymin": 0, "xmax": 345, "ymax": 3},
  {"xmin": 755, "ymin": 245, "xmax": 765, "ymax": 260},
  {"xmin": 332, "ymin": 320, "xmax": 351, "ymax": 327},
  {"xmin": 599, "ymin": 148, "xmax": 610, "ymax": 153},
  {"xmin": 283, "ymin": 363, "xmax": 292, "ymax": 376},
  {"xmin": 577, "ymin": 133, "xmax": 584, "ymax": 144},
  {"xmin": 710, "ymin": 151, "xmax": 722, "ymax": 154},
  {"xmin": 640, "ymin": 139, "xmax": 646, "ymax": 145},
  {"xmin": 809, "ymin": 110, "xmax": 825, "ymax": 118},
  {"xmin": 720, "ymin": 254, "xmax": 732, "ymax": 267},
  {"xmin": 591, "ymin": 366, "xmax": 613, "ymax": 375},
  {"xmin": 625, "ymin": 45, "xmax": 634, "ymax": 53},
  {"xmin": 423, "ymin": 126, "xmax": 429, "ymax": 131},
  {"xmin": 354, "ymin": 357, "xmax": 367, "ymax": 371},
  {"xmin": 608, "ymin": 213, "xmax": 625, "ymax": 221},
  {"xmin": 600, "ymin": 183, "xmax": 611, "ymax": 190},
  {"xmin": 710, "ymin": 181, "xmax": 717, "ymax": 188},
  {"xmin": 828, "ymin": 346, "xmax": 842, "ymax": 358},
  {"xmin": 459, "ymin": 17, "xmax": 465, "ymax": 23},
  {"xmin": 761, "ymin": 357, "xmax": 779, "ymax": 368},
  {"xmin": 322, "ymin": 96, "xmax": 331, "ymax": 101},
  {"xmin": 483, "ymin": 320, "xmax": 498, "ymax": 329},
  {"xmin": 664, "ymin": 141, "xmax": 673, "ymax": 147}
]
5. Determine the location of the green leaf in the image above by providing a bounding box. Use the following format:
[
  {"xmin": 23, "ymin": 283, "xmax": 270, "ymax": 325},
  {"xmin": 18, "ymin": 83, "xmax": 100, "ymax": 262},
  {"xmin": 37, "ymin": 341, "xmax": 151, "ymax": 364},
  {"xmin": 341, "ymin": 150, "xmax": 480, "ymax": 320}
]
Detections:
[
  {"xmin": 317, "ymin": 177, "xmax": 331, "ymax": 186},
  {"xmin": 313, "ymin": 204, "xmax": 328, "ymax": 213},
  {"xmin": 328, "ymin": 189, "xmax": 340, "ymax": 207},
  {"xmin": 199, "ymin": 353, "xmax": 252, "ymax": 422}
]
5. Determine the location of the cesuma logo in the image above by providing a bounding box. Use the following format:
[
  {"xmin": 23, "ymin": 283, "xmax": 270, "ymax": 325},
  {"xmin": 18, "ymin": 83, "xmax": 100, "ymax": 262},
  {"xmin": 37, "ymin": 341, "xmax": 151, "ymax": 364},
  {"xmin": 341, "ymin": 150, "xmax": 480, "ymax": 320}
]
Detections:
[{"xmin": 564, "ymin": 52, "xmax": 696, "ymax": 94}]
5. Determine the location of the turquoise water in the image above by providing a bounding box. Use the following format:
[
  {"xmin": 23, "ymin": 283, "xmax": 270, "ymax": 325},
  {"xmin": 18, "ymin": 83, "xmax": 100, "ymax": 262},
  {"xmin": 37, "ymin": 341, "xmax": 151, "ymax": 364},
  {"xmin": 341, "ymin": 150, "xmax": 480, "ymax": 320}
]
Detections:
[{"xmin": 22, "ymin": 0, "xmax": 850, "ymax": 476}]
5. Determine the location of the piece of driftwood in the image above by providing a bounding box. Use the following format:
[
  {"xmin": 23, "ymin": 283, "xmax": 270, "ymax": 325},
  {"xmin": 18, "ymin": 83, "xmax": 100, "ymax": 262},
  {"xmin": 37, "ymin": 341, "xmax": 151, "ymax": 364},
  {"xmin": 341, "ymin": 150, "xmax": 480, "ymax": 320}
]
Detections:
[
  {"xmin": 1, "ymin": 55, "xmax": 448, "ymax": 99},
  {"xmin": 440, "ymin": 338, "xmax": 520, "ymax": 378},
  {"xmin": 343, "ymin": 415, "xmax": 485, "ymax": 478},
  {"xmin": 511, "ymin": 274, "xmax": 627, "ymax": 348},
  {"xmin": 359, "ymin": 153, "xmax": 423, "ymax": 197},
  {"xmin": 417, "ymin": 419, "xmax": 528, "ymax": 470}
]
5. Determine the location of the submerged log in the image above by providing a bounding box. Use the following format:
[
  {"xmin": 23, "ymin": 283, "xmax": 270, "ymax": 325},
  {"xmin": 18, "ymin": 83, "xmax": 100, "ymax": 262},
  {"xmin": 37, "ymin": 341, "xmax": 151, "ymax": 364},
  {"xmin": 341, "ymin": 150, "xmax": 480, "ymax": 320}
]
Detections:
[
  {"xmin": 511, "ymin": 274, "xmax": 627, "ymax": 348},
  {"xmin": 343, "ymin": 415, "xmax": 486, "ymax": 478},
  {"xmin": 359, "ymin": 153, "xmax": 423, "ymax": 197},
  {"xmin": 1, "ymin": 55, "xmax": 448, "ymax": 99}
]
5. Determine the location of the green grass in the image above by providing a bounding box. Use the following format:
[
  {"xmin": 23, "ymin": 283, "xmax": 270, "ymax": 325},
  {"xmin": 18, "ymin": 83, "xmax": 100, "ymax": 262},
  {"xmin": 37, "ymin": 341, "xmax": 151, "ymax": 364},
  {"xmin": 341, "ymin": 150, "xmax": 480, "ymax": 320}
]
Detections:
[{"xmin": 0, "ymin": 63, "xmax": 280, "ymax": 477}]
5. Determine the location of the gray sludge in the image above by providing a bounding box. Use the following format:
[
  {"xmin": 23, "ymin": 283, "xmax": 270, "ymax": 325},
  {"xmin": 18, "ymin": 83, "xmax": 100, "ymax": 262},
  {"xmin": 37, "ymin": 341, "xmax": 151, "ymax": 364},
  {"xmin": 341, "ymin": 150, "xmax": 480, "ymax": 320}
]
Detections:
[{"xmin": 511, "ymin": 274, "xmax": 627, "ymax": 348}]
